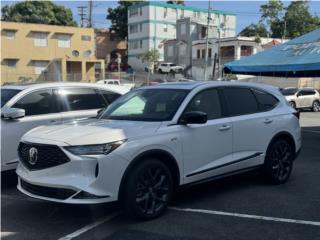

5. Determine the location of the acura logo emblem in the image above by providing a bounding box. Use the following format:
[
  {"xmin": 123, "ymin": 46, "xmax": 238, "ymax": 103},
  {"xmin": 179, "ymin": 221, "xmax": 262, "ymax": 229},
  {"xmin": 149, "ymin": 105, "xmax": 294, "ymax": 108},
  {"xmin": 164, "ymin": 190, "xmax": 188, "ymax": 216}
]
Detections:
[{"xmin": 28, "ymin": 147, "xmax": 38, "ymax": 165}]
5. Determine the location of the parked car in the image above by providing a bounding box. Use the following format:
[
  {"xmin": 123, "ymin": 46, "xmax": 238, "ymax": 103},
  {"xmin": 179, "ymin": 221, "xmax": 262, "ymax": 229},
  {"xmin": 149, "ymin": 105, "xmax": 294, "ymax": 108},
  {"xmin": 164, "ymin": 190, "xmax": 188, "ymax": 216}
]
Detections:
[
  {"xmin": 97, "ymin": 79, "xmax": 120, "ymax": 85},
  {"xmin": 157, "ymin": 63, "xmax": 184, "ymax": 74},
  {"xmin": 281, "ymin": 87, "xmax": 320, "ymax": 112},
  {"xmin": 1, "ymin": 82, "xmax": 128, "ymax": 172},
  {"xmin": 17, "ymin": 82, "xmax": 301, "ymax": 220},
  {"xmin": 107, "ymin": 62, "xmax": 131, "ymax": 72}
]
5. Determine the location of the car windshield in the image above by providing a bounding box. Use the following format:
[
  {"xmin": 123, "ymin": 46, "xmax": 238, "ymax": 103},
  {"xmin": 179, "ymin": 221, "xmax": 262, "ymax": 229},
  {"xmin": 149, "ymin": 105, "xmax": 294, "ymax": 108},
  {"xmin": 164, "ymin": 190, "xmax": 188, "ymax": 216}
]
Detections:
[
  {"xmin": 100, "ymin": 89, "xmax": 189, "ymax": 121},
  {"xmin": 1, "ymin": 89, "xmax": 21, "ymax": 107},
  {"xmin": 169, "ymin": 64, "xmax": 176, "ymax": 67},
  {"xmin": 281, "ymin": 88, "xmax": 298, "ymax": 96}
]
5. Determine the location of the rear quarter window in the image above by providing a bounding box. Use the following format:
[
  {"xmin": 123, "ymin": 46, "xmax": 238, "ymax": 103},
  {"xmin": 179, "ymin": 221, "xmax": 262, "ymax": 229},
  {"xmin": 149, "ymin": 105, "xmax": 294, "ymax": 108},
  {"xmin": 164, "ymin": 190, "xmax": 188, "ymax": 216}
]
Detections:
[{"xmin": 252, "ymin": 89, "xmax": 279, "ymax": 111}]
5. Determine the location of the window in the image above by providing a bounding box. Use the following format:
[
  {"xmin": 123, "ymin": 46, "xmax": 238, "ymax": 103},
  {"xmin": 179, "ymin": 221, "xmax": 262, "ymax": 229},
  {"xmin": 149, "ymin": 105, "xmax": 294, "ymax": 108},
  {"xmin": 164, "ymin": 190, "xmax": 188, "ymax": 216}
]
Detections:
[
  {"xmin": 223, "ymin": 87, "xmax": 259, "ymax": 116},
  {"xmin": 179, "ymin": 44, "xmax": 186, "ymax": 56},
  {"xmin": 164, "ymin": 8, "xmax": 168, "ymax": 18},
  {"xmin": 129, "ymin": 24, "xmax": 139, "ymax": 34},
  {"xmin": 129, "ymin": 8, "xmax": 139, "ymax": 17},
  {"xmin": 57, "ymin": 34, "xmax": 71, "ymax": 48},
  {"xmin": 4, "ymin": 30, "xmax": 15, "ymax": 39},
  {"xmin": 193, "ymin": 11, "xmax": 197, "ymax": 18},
  {"xmin": 201, "ymin": 49, "xmax": 205, "ymax": 59},
  {"xmin": 99, "ymin": 90, "xmax": 121, "ymax": 104},
  {"xmin": 139, "ymin": 23, "xmax": 143, "ymax": 32},
  {"xmin": 180, "ymin": 9, "xmax": 184, "ymax": 18},
  {"xmin": 208, "ymin": 48, "xmax": 212, "ymax": 58},
  {"xmin": 299, "ymin": 89, "xmax": 316, "ymax": 96},
  {"xmin": 34, "ymin": 61, "xmax": 48, "ymax": 75},
  {"xmin": 197, "ymin": 49, "xmax": 201, "ymax": 59},
  {"xmin": 139, "ymin": 7, "xmax": 143, "ymax": 16},
  {"xmin": 13, "ymin": 89, "xmax": 57, "ymax": 116},
  {"xmin": 252, "ymin": 89, "xmax": 279, "ymax": 111},
  {"xmin": 33, "ymin": 32, "xmax": 48, "ymax": 47},
  {"xmin": 201, "ymin": 26, "xmax": 207, "ymax": 38},
  {"xmin": 130, "ymin": 40, "xmax": 140, "ymax": 49},
  {"xmin": 81, "ymin": 35, "xmax": 91, "ymax": 41},
  {"xmin": 180, "ymin": 23, "xmax": 186, "ymax": 35},
  {"xmin": 140, "ymin": 40, "xmax": 143, "ymax": 48},
  {"xmin": 5, "ymin": 59, "xmax": 17, "ymax": 68},
  {"xmin": 168, "ymin": 46, "xmax": 173, "ymax": 57},
  {"xmin": 185, "ymin": 89, "xmax": 222, "ymax": 120},
  {"xmin": 164, "ymin": 24, "xmax": 168, "ymax": 32},
  {"xmin": 57, "ymin": 88, "xmax": 107, "ymax": 111}
]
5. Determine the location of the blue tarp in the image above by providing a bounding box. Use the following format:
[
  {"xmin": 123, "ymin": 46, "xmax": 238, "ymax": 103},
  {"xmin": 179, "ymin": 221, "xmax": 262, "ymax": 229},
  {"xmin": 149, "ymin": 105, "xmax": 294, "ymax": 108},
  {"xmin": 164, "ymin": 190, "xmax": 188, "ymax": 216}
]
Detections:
[{"xmin": 224, "ymin": 29, "xmax": 320, "ymax": 74}]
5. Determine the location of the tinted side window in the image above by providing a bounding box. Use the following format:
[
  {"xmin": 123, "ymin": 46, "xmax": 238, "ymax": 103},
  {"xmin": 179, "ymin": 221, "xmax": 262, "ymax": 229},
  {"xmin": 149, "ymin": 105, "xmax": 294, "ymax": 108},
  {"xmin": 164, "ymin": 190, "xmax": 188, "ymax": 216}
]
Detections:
[
  {"xmin": 99, "ymin": 90, "xmax": 121, "ymax": 104},
  {"xmin": 252, "ymin": 89, "xmax": 279, "ymax": 111},
  {"xmin": 13, "ymin": 89, "xmax": 57, "ymax": 116},
  {"xmin": 299, "ymin": 90, "xmax": 315, "ymax": 96},
  {"xmin": 185, "ymin": 88, "xmax": 222, "ymax": 120},
  {"xmin": 58, "ymin": 88, "xmax": 107, "ymax": 111},
  {"xmin": 223, "ymin": 87, "xmax": 258, "ymax": 116}
]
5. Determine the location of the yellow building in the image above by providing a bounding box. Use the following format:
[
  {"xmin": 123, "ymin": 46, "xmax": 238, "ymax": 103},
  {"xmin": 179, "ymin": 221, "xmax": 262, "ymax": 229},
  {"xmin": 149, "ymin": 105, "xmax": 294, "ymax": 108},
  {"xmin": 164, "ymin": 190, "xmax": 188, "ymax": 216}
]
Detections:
[{"xmin": 1, "ymin": 21, "xmax": 105, "ymax": 85}]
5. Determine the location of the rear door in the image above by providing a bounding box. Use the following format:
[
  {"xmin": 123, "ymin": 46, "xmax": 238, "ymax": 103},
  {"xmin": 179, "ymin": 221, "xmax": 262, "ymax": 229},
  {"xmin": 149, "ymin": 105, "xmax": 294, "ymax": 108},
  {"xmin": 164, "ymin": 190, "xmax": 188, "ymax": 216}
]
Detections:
[
  {"xmin": 2, "ymin": 88, "xmax": 62, "ymax": 168},
  {"xmin": 56, "ymin": 87, "xmax": 109, "ymax": 122},
  {"xmin": 221, "ymin": 87, "xmax": 279, "ymax": 169}
]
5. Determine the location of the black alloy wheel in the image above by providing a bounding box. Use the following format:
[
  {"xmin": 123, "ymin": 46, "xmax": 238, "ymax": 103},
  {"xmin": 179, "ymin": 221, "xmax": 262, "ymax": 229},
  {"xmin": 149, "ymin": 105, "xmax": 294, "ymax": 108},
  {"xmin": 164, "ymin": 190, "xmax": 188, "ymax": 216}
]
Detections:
[
  {"xmin": 123, "ymin": 159, "xmax": 173, "ymax": 220},
  {"xmin": 263, "ymin": 139, "xmax": 294, "ymax": 184},
  {"xmin": 312, "ymin": 101, "xmax": 320, "ymax": 112}
]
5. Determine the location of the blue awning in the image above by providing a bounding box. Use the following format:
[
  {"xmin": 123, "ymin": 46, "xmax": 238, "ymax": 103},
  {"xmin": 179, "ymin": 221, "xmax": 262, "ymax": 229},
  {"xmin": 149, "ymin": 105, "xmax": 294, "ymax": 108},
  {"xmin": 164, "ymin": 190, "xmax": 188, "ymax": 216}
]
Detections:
[{"xmin": 224, "ymin": 29, "xmax": 320, "ymax": 75}]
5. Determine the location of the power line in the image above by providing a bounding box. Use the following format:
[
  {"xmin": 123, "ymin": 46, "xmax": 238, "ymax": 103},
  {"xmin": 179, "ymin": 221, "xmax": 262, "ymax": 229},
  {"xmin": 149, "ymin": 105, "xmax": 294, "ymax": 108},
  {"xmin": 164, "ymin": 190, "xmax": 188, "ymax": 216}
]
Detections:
[{"xmin": 77, "ymin": 6, "xmax": 87, "ymax": 27}]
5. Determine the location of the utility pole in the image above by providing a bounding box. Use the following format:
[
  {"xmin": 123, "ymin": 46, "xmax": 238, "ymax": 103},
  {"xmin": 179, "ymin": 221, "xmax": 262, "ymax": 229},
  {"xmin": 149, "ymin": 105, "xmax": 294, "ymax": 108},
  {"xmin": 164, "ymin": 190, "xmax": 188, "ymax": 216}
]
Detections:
[
  {"xmin": 204, "ymin": 0, "xmax": 211, "ymax": 81},
  {"xmin": 78, "ymin": 6, "xmax": 87, "ymax": 27},
  {"xmin": 88, "ymin": 0, "xmax": 93, "ymax": 28}
]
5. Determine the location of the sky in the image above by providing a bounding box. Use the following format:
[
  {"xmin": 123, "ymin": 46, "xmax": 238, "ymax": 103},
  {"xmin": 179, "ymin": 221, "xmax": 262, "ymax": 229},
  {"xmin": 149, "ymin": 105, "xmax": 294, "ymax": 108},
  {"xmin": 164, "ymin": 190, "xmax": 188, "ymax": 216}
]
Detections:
[{"xmin": 1, "ymin": 0, "xmax": 320, "ymax": 33}]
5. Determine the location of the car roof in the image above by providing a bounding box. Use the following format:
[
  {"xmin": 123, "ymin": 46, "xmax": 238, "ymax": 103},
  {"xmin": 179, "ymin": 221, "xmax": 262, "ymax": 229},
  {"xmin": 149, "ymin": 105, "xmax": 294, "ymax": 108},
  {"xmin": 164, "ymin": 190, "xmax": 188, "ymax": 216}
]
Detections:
[
  {"xmin": 143, "ymin": 81, "xmax": 280, "ymax": 93},
  {"xmin": 1, "ymin": 82, "xmax": 128, "ymax": 94}
]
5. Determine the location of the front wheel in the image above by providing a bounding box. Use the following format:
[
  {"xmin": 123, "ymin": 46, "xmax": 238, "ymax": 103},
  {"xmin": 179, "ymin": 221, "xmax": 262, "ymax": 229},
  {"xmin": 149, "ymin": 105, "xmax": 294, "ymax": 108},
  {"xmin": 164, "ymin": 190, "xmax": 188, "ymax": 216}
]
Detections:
[
  {"xmin": 123, "ymin": 159, "xmax": 173, "ymax": 220},
  {"xmin": 262, "ymin": 139, "xmax": 294, "ymax": 184},
  {"xmin": 289, "ymin": 101, "xmax": 296, "ymax": 109},
  {"xmin": 312, "ymin": 101, "xmax": 320, "ymax": 112}
]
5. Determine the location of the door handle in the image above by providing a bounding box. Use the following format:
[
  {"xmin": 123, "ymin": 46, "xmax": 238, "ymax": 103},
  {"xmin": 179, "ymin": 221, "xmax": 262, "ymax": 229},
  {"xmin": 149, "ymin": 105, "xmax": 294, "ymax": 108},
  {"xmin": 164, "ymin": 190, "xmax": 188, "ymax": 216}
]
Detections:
[
  {"xmin": 264, "ymin": 118, "xmax": 273, "ymax": 124},
  {"xmin": 219, "ymin": 125, "xmax": 231, "ymax": 131}
]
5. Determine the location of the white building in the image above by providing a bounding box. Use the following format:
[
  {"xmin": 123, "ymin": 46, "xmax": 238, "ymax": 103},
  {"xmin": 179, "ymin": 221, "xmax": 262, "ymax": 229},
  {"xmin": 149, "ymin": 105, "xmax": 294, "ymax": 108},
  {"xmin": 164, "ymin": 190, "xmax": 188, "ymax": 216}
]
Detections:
[{"xmin": 127, "ymin": 2, "xmax": 236, "ymax": 70}]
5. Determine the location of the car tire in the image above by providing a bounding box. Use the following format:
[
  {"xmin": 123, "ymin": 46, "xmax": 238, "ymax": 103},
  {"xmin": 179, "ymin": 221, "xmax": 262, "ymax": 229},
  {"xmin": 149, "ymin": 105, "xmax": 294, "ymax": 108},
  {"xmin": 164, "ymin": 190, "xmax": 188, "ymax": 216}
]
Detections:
[
  {"xmin": 123, "ymin": 159, "xmax": 173, "ymax": 220},
  {"xmin": 158, "ymin": 69, "xmax": 162, "ymax": 74},
  {"xmin": 262, "ymin": 139, "xmax": 294, "ymax": 184},
  {"xmin": 312, "ymin": 100, "xmax": 320, "ymax": 112},
  {"xmin": 289, "ymin": 101, "xmax": 296, "ymax": 109}
]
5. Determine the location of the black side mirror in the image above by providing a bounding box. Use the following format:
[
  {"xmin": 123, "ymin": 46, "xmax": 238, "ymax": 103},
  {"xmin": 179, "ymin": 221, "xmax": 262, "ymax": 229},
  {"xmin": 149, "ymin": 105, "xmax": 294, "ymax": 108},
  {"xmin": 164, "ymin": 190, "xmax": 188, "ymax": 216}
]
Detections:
[
  {"xmin": 179, "ymin": 111, "xmax": 207, "ymax": 125},
  {"xmin": 96, "ymin": 108, "xmax": 105, "ymax": 118}
]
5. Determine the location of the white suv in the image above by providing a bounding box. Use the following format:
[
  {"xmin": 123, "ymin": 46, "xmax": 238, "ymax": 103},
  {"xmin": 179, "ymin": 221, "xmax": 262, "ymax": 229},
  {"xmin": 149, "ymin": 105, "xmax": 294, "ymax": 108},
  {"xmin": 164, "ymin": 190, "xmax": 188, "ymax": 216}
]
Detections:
[
  {"xmin": 17, "ymin": 82, "xmax": 301, "ymax": 220},
  {"xmin": 158, "ymin": 63, "xmax": 184, "ymax": 74},
  {"xmin": 281, "ymin": 87, "xmax": 320, "ymax": 112},
  {"xmin": 1, "ymin": 82, "xmax": 128, "ymax": 171}
]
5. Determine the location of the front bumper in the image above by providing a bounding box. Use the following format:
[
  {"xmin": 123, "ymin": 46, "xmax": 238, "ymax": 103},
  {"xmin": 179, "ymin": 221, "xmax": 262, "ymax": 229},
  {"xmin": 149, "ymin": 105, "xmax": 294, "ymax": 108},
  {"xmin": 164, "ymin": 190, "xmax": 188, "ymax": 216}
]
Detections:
[{"xmin": 16, "ymin": 148, "xmax": 129, "ymax": 204}]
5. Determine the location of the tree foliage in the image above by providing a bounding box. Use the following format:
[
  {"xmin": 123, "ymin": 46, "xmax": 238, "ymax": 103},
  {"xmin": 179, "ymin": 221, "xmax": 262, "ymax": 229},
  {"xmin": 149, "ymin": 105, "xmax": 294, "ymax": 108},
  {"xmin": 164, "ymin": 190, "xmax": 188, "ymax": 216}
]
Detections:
[
  {"xmin": 239, "ymin": 23, "xmax": 269, "ymax": 37},
  {"xmin": 1, "ymin": 1, "xmax": 77, "ymax": 26},
  {"xmin": 106, "ymin": 0, "xmax": 143, "ymax": 40},
  {"xmin": 240, "ymin": 0, "xmax": 320, "ymax": 39},
  {"xmin": 167, "ymin": 0, "xmax": 185, "ymax": 5}
]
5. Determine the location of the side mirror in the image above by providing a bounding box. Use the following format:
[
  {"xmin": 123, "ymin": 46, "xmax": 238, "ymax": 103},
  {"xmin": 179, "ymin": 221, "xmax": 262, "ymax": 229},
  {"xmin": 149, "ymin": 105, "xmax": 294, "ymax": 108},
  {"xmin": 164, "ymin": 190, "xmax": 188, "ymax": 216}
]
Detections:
[
  {"xmin": 179, "ymin": 111, "xmax": 207, "ymax": 125},
  {"xmin": 96, "ymin": 108, "xmax": 106, "ymax": 118},
  {"xmin": 1, "ymin": 108, "xmax": 25, "ymax": 120}
]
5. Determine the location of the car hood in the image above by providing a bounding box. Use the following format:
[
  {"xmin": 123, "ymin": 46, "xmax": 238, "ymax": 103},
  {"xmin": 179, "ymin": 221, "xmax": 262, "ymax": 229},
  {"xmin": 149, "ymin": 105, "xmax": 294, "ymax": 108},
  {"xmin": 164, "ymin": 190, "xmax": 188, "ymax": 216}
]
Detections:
[
  {"xmin": 285, "ymin": 95, "xmax": 295, "ymax": 101},
  {"xmin": 24, "ymin": 118, "xmax": 162, "ymax": 145}
]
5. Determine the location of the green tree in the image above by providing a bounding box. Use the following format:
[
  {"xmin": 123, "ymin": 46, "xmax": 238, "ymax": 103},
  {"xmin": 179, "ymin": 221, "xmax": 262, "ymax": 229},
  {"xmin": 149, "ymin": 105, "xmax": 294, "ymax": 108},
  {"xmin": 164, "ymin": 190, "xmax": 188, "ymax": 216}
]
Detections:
[
  {"xmin": 1, "ymin": 1, "xmax": 77, "ymax": 26},
  {"xmin": 167, "ymin": 0, "xmax": 185, "ymax": 5},
  {"xmin": 283, "ymin": 1, "xmax": 320, "ymax": 38},
  {"xmin": 139, "ymin": 49, "xmax": 160, "ymax": 84},
  {"xmin": 239, "ymin": 23, "xmax": 269, "ymax": 38},
  {"xmin": 106, "ymin": 0, "xmax": 143, "ymax": 40}
]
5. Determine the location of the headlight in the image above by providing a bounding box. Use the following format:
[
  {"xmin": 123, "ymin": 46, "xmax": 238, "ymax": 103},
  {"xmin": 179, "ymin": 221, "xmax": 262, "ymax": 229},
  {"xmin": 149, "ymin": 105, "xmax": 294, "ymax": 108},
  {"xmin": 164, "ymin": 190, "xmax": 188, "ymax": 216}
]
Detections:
[{"xmin": 64, "ymin": 140, "xmax": 126, "ymax": 155}]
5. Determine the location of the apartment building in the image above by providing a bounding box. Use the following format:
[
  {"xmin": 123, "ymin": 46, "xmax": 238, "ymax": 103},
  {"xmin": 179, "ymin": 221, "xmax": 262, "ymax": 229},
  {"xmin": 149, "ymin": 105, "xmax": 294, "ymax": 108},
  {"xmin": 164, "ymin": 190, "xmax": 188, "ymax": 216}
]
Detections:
[
  {"xmin": 1, "ymin": 21, "xmax": 104, "ymax": 84},
  {"xmin": 127, "ymin": 1, "xmax": 236, "ymax": 70}
]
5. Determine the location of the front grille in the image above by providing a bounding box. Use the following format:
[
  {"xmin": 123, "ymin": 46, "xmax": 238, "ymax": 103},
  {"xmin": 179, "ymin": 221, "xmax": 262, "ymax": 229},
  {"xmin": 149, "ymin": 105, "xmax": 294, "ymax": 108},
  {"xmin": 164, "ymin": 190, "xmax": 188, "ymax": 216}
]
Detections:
[
  {"xmin": 18, "ymin": 142, "xmax": 70, "ymax": 170},
  {"xmin": 20, "ymin": 179, "xmax": 76, "ymax": 200}
]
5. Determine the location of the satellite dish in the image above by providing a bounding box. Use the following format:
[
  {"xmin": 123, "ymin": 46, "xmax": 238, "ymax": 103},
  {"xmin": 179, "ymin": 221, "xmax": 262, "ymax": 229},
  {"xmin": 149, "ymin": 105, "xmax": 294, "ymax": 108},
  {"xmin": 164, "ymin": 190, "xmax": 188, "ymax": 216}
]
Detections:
[
  {"xmin": 83, "ymin": 50, "xmax": 92, "ymax": 58},
  {"xmin": 72, "ymin": 50, "xmax": 79, "ymax": 57}
]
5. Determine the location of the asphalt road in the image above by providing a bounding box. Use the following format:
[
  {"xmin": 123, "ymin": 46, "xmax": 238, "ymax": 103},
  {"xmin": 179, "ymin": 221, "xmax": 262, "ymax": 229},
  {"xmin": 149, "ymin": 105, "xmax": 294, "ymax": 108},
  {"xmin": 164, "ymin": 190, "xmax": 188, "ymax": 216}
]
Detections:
[{"xmin": 1, "ymin": 113, "xmax": 320, "ymax": 240}]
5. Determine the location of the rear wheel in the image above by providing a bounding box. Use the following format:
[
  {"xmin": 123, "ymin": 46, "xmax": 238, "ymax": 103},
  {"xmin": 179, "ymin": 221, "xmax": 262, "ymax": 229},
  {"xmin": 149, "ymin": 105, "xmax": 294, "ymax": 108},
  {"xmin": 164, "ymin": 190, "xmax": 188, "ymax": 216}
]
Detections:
[
  {"xmin": 312, "ymin": 101, "xmax": 320, "ymax": 112},
  {"xmin": 263, "ymin": 139, "xmax": 294, "ymax": 184},
  {"xmin": 289, "ymin": 101, "xmax": 296, "ymax": 109},
  {"xmin": 158, "ymin": 69, "xmax": 163, "ymax": 74},
  {"xmin": 123, "ymin": 159, "xmax": 173, "ymax": 220}
]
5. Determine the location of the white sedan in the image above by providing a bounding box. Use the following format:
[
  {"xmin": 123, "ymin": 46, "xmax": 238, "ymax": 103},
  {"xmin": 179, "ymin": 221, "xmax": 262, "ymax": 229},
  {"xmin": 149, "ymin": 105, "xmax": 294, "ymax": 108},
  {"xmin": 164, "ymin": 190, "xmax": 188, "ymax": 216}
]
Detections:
[{"xmin": 1, "ymin": 82, "xmax": 128, "ymax": 171}]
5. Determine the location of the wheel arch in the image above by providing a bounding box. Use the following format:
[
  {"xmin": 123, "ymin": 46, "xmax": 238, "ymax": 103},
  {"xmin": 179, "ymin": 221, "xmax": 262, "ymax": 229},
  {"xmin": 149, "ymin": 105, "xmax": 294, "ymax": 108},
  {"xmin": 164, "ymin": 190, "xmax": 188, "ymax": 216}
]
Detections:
[
  {"xmin": 118, "ymin": 149, "xmax": 181, "ymax": 201},
  {"xmin": 266, "ymin": 131, "xmax": 296, "ymax": 158}
]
